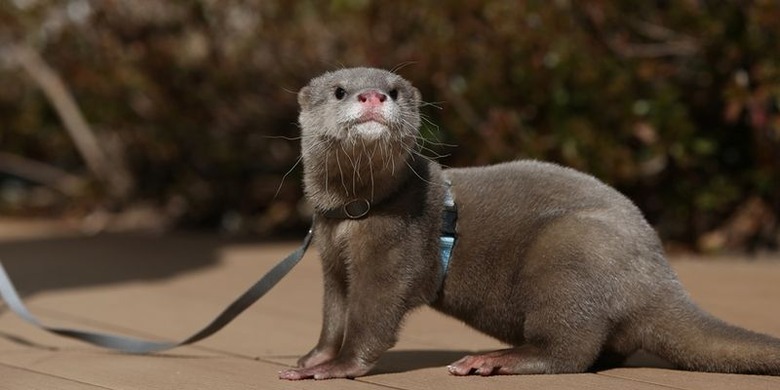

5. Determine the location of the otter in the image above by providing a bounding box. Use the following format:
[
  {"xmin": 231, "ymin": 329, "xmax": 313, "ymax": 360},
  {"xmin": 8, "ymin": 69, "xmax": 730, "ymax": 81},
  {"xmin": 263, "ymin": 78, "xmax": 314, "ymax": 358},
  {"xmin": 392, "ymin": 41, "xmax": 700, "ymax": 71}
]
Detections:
[{"xmin": 278, "ymin": 67, "xmax": 780, "ymax": 380}]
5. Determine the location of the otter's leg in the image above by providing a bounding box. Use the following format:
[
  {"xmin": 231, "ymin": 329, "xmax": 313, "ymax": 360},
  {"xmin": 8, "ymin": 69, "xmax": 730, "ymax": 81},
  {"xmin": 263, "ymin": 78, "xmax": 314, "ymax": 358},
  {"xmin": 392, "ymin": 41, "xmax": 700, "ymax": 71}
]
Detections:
[
  {"xmin": 449, "ymin": 303, "xmax": 610, "ymax": 375},
  {"xmin": 280, "ymin": 246, "xmax": 422, "ymax": 380},
  {"xmin": 295, "ymin": 247, "xmax": 348, "ymax": 369},
  {"xmin": 447, "ymin": 334, "xmax": 607, "ymax": 376},
  {"xmin": 447, "ymin": 346, "xmax": 625, "ymax": 375}
]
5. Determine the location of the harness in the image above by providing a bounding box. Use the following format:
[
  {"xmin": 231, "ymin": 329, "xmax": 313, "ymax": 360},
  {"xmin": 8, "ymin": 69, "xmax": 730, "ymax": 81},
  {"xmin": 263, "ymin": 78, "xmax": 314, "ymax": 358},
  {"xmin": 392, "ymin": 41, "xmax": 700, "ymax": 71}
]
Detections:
[{"xmin": 318, "ymin": 179, "xmax": 458, "ymax": 288}]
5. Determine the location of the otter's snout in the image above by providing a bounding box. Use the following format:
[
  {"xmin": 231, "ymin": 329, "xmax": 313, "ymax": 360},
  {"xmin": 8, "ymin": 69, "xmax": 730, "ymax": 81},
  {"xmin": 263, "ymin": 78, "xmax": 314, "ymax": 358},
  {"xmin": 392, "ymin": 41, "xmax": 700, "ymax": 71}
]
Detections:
[{"xmin": 357, "ymin": 90, "xmax": 388, "ymax": 107}]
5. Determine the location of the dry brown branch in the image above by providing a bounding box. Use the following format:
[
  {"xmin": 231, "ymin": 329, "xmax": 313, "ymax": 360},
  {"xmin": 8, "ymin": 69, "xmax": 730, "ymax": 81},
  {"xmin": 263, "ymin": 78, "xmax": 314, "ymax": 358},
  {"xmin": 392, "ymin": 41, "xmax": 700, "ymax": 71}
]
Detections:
[
  {"xmin": 578, "ymin": 5, "xmax": 700, "ymax": 59},
  {"xmin": 0, "ymin": 152, "xmax": 85, "ymax": 197},
  {"xmin": 9, "ymin": 43, "xmax": 133, "ymax": 200},
  {"xmin": 609, "ymin": 39, "xmax": 699, "ymax": 58},
  {"xmin": 630, "ymin": 19, "xmax": 684, "ymax": 41}
]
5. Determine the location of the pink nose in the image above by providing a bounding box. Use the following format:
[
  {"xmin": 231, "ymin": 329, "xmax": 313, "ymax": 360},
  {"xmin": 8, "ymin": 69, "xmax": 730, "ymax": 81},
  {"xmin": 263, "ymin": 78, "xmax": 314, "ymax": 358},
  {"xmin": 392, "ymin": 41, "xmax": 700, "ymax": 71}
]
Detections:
[{"xmin": 358, "ymin": 90, "xmax": 387, "ymax": 105}]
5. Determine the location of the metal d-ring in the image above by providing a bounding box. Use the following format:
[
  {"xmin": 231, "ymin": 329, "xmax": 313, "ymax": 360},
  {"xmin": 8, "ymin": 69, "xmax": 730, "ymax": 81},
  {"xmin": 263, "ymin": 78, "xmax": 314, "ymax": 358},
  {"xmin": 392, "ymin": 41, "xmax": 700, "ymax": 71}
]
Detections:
[{"xmin": 343, "ymin": 198, "xmax": 371, "ymax": 219}]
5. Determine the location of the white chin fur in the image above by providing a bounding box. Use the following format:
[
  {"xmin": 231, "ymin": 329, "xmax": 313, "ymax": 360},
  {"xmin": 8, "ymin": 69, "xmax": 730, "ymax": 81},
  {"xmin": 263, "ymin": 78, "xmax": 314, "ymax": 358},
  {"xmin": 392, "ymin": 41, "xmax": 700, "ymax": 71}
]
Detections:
[{"xmin": 353, "ymin": 122, "xmax": 387, "ymax": 140}]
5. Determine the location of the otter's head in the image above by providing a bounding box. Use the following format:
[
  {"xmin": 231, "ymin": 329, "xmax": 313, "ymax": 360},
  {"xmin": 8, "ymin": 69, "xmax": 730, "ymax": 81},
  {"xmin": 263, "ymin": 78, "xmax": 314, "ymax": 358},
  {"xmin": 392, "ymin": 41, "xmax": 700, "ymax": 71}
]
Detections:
[
  {"xmin": 297, "ymin": 68, "xmax": 427, "ymax": 206},
  {"xmin": 297, "ymin": 67, "xmax": 422, "ymax": 145}
]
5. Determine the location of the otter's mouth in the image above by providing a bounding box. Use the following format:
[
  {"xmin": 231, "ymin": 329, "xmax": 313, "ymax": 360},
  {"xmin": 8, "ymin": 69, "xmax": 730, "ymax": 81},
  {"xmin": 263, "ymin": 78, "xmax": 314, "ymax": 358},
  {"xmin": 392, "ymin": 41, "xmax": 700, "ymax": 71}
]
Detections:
[
  {"xmin": 351, "ymin": 121, "xmax": 387, "ymax": 140},
  {"xmin": 356, "ymin": 118, "xmax": 386, "ymax": 125},
  {"xmin": 355, "ymin": 112, "xmax": 387, "ymax": 125}
]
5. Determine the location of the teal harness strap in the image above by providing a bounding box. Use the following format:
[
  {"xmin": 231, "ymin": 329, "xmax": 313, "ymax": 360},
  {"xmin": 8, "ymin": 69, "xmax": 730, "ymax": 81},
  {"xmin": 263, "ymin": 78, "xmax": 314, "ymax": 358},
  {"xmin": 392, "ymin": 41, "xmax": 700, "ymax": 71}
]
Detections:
[
  {"xmin": 0, "ymin": 226, "xmax": 314, "ymax": 354},
  {"xmin": 438, "ymin": 180, "xmax": 457, "ymax": 289}
]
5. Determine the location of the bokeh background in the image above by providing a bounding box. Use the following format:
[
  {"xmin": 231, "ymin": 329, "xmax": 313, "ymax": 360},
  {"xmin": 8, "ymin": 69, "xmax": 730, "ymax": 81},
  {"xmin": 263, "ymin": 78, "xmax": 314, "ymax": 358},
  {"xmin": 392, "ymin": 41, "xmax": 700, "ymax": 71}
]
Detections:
[{"xmin": 1, "ymin": 0, "xmax": 778, "ymax": 254}]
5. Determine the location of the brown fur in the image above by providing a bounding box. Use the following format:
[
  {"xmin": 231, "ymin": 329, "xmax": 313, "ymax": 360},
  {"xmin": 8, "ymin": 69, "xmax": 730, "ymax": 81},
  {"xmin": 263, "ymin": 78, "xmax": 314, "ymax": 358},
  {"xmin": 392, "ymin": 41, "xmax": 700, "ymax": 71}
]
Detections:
[{"xmin": 278, "ymin": 67, "xmax": 780, "ymax": 380}]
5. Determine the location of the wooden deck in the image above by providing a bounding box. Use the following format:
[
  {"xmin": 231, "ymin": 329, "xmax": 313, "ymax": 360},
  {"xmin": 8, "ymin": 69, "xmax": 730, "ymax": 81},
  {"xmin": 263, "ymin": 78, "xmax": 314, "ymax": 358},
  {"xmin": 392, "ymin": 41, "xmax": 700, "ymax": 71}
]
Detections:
[{"xmin": 1, "ymin": 219, "xmax": 780, "ymax": 390}]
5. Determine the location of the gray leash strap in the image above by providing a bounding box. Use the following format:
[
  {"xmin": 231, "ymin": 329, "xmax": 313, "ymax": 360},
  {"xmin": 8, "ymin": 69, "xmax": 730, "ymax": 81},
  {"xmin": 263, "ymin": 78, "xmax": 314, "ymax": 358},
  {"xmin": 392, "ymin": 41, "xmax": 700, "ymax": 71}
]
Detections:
[{"xmin": 0, "ymin": 228, "xmax": 313, "ymax": 354}]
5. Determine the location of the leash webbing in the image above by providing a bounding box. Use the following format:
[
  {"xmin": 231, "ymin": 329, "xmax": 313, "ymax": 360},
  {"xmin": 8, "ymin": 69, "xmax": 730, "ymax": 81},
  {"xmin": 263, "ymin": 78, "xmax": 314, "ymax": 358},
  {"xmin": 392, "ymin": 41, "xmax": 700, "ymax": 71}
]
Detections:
[{"xmin": 0, "ymin": 227, "xmax": 313, "ymax": 354}]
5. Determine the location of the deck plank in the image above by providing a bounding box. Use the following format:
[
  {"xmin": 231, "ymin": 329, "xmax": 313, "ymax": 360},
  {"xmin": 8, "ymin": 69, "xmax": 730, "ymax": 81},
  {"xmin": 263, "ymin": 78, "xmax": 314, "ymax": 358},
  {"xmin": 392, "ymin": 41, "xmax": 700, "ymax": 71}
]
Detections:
[
  {"xmin": 0, "ymin": 351, "xmax": 391, "ymax": 390},
  {"xmin": 600, "ymin": 368, "xmax": 780, "ymax": 390},
  {"xmin": 0, "ymin": 363, "xmax": 110, "ymax": 390},
  {"xmin": 361, "ymin": 368, "xmax": 673, "ymax": 390},
  {"xmin": 2, "ymin": 233, "xmax": 780, "ymax": 390}
]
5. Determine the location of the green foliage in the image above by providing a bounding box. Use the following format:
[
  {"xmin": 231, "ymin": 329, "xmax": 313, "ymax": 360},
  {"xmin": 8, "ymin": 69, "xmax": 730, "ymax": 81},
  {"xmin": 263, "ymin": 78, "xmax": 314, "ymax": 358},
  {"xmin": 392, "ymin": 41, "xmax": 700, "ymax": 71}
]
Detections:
[{"xmin": 1, "ymin": 0, "xmax": 778, "ymax": 250}]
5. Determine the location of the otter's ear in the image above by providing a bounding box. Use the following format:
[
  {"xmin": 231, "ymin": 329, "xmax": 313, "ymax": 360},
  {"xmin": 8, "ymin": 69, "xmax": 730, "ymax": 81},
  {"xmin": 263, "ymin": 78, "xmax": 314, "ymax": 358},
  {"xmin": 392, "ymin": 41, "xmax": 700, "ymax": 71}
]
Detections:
[{"xmin": 298, "ymin": 86, "xmax": 312, "ymax": 110}]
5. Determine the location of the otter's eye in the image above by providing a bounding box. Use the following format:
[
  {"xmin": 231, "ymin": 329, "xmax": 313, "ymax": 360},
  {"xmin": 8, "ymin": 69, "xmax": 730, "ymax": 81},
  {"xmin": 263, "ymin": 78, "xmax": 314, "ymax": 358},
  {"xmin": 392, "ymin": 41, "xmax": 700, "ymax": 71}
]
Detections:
[
  {"xmin": 388, "ymin": 89, "xmax": 399, "ymax": 100},
  {"xmin": 334, "ymin": 87, "xmax": 346, "ymax": 100}
]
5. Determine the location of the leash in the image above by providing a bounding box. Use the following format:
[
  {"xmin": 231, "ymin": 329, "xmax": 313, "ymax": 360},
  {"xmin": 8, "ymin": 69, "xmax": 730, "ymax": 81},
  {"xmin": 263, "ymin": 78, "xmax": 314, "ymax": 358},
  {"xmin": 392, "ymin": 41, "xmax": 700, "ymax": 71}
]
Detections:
[
  {"xmin": 0, "ymin": 183, "xmax": 458, "ymax": 354},
  {"xmin": 0, "ymin": 226, "xmax": 313, "ymax": 353}
]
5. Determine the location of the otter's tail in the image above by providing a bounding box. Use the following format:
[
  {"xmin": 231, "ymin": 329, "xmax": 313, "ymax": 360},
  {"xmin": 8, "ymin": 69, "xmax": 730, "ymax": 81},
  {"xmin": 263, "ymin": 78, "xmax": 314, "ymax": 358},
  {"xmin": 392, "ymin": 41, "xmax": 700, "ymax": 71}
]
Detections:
[{"xmin": 640, "ymin": 296, "xmax": 780, "ymax": 375}]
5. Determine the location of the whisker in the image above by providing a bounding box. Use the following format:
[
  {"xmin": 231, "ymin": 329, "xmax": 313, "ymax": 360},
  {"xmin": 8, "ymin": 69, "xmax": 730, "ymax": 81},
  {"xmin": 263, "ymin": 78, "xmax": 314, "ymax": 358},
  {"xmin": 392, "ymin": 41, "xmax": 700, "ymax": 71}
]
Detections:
[
  {"xmin": 420, "ymin": 100, "xmax": 445, "ymax": 110},
  {"xmin": 382, "ymin": 137, "xmax": 393, "ymax": 171},
  {"xmin": 391, "ymin": 61, "xmax": 418, "ymax": 74},
  {"xmin": 262, "ymin": 135, "xmax": 303, "ymax": 141},
  {"xmin": 391, "ymin": 149, "xmax": 396, "ymax": 176},
  {"xmin": 415, "ymin": 144, "xmax": 452, "ymax": 160},
  {"xmin": 416, "ymin": 137, "xmax": 457, "ymax": 148},
  {"xmin": 366, "ymin": 139, "xmax": 376, "ymax": 201},
  {"xmin": 405, "ymin": 159, "xmax": 446, "ymax": 188},
  {"xmin": 325, "ymin": 152, "xmax": 329, "ymax": 195},
  {"xmin": 274, "ymin": 154, "xmax": 302, "ymax": 199},
  {"xmin": 339, "ymin": 141, "xmax": 359, "ymax": 195},
  {"xmin": 335, "ymin": 148, "xmax": 349, "ymax": 196}
]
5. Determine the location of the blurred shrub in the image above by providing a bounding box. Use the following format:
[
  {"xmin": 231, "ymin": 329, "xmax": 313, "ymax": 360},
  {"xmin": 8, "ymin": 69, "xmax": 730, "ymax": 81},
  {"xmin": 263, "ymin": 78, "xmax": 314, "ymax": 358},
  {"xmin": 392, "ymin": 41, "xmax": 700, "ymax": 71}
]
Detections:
[{"xmin": 0, "ymin": 0, "xmax": 778, "ymax": 251}]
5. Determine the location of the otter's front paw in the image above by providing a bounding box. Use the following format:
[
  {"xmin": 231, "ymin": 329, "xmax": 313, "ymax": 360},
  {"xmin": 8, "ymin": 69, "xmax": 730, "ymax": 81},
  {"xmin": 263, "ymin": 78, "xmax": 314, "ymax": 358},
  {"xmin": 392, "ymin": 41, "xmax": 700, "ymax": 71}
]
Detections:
[
  {"xmin": 279, "ymin": 359, "xmax": 371, "ymax": 380},
  {"xmin": 296, "ymin": 347, "xmax": 338, "ymax": 369}
]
